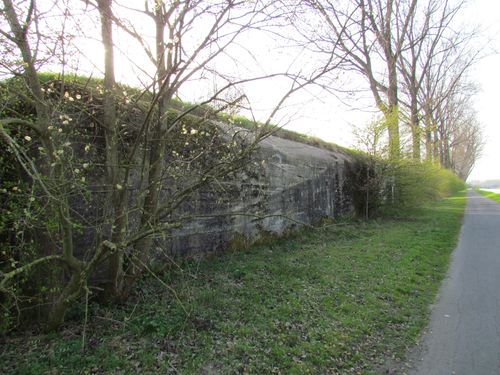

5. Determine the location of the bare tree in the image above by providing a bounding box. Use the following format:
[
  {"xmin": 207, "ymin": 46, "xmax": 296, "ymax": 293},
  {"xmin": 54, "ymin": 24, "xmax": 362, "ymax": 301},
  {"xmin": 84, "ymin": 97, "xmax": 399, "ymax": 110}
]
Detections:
[
  {"xmin": 304, "ymin": 0, "xmax": 420, "ymax": 159},
  {"xmin": 0, "ymin": 0, "xmax": 100, "ymax": 329},
  {"xmin": 431, "ymin": 82, "xmax": 483, "ymax": 178},
  {"xmin": 396, "ymin": 0, "xmax": 483, "ymax": 162},
  {"xmin": 397, "ymin": 0, "xmax": 463, "ymax": 159},
  {"xmin": 450, "ymin": 115, "xmax": 483, "ymax": 180},
  {"xmin": 419, "ymin": 33, "xmax": 482, "ymax": 165},
  {"xmin": 0, "ymin": 0, "xmax": 344, "ymax": 329},
  {"xmin": 93, "ymin": 0, "xmax": 344, "ymax": 301}
]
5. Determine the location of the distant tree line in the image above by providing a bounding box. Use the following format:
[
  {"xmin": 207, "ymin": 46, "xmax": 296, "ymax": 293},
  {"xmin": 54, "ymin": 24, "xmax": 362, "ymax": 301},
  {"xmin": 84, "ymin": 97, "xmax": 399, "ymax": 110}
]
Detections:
[{"xmin": 293, "ymin": 0, "xmax": 484, "ymax": 179}]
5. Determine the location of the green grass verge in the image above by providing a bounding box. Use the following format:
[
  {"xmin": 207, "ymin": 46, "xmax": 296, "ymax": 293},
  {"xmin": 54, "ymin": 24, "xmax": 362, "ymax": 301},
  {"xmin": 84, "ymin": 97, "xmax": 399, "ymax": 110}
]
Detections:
[
  {"xmin": 476, "ymin": 189, "xmax": 500, "ymax": 203},
  {"xmin": 0, "ymin": 192, "xmax": 466, "ymax": 374}
]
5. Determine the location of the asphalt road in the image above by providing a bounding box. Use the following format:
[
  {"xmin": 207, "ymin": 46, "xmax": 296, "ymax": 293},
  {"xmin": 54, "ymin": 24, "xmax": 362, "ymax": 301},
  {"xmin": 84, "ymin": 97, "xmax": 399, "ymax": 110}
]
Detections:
[{"xmin": 411, "ymin": 190, "xmax": 500, "ymax": 375}]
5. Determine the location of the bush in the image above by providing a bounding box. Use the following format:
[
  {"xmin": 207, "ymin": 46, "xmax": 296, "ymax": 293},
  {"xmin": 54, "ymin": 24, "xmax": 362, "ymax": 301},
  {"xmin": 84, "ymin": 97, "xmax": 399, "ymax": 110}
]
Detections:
[
  {"xmin": 347, "ymin": 156, "xmax": 466, "ymax": 218},
  {"xmin": 391, "ymin": 160, "xmax": 465, "ymax": 207},
  {"xmin": 0, "ymin": 73, "xmax": 267, "ymax": 332}
]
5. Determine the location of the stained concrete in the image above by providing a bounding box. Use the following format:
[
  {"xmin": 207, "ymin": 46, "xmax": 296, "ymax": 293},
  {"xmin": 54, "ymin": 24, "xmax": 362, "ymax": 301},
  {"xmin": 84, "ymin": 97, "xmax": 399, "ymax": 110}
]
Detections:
[
  {"xmin": 410, "ymin": 190, "xmax": 500, "ymax": 375},
  {"xmin": 167, "ymin": 131, "xmax": 356, "ymax": 256}
]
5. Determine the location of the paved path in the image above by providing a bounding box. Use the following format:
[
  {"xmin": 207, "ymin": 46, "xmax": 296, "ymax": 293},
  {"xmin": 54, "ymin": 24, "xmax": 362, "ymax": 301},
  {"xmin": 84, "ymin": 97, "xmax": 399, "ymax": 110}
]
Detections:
[{"xmin": 411, "ymin": 190, "xmax": 500, "ymax": 375}]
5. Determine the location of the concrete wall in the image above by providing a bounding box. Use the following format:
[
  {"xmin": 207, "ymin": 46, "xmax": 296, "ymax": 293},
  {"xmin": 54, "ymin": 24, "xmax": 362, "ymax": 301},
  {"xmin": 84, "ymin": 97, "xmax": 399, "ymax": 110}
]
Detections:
[{"xmin": 162, "ymin": 132, "xmax": 356, "ymax": 257}]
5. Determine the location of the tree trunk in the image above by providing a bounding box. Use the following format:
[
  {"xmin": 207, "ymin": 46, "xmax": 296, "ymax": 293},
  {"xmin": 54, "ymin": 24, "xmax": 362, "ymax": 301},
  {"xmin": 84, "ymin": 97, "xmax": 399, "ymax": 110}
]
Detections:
[
  {"xmin": 96, "ymin": 0, "xmax": 129, "ymax": 300},
  {"xmin": 117, "ymin": 7, "xmax": 172, "ymax": 301},
  {"xmin": 410, "ymin": 95, "xmax": 420, "ymax": 159},
  {"xmin": 433, "ymin": 124, "xmax": 439, "ymax": 162},
  {"xmin": 47, "ymin": 272, "xmax": 83, "ymax": 330},
  {"xmin": 386, "ymin": 56, "xmax": 400, "ymax": 159},
  {"xmin": 423, "ymin": 104, "xmax": 433, "ymax": 161}
]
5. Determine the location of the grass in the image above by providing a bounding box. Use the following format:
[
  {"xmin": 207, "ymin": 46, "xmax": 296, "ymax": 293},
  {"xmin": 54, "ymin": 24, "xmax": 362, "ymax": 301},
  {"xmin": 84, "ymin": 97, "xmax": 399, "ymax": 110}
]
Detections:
[
  {"xmin": 0, "ymin": 192, "xmax": 466, "ymax": 374},
  {"xmin": 476, "ymin": 188, "xmax": 500, "ymax": 203},
  {"xmin": 215, "ymin": 112, "xmax": 361, "ymax": 158}
]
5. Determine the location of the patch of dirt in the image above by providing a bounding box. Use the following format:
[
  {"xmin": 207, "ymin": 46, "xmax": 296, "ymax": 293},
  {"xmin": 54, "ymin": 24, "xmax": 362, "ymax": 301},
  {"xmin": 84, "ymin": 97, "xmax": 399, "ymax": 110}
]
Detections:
[{"xmin": 373, "ymin": 332, "xmax": 430, "ymax": 375}]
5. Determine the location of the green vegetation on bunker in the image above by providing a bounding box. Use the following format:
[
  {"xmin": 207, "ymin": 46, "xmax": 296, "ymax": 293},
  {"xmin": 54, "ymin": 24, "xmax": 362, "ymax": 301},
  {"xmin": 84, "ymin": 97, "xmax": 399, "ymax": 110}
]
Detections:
[{"xmin": 1, "ymin": 192, "xmax": 466, "ymax": 374}]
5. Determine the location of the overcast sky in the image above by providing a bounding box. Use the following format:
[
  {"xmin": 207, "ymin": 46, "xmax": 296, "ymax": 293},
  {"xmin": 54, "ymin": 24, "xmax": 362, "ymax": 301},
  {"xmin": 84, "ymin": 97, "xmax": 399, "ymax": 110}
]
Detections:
[
  {"xmin": 282, "ymin": 0, "xmax": 500, "ymax": 182},
  {"xmin": 55, "ymin": 0, "xmax": 500, "ymax": 182},
  {"xmin": 466, "ymin": 0, "xmax": 500, "ymax": 181},
  {"xmin": 226, "ymin": 0, "xmax": 500, "ymax": 183}
]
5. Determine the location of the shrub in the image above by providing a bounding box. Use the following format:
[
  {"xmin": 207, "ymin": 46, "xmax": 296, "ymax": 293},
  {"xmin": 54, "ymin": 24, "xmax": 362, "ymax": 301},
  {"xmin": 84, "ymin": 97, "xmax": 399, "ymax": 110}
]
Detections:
[
  {"xmin": 347, "ymin": 156, "xmax": 466, "ymax": 218},
  {"xmin": 391, "ymin": 160, "xmax": 465, "ymax": 207}
]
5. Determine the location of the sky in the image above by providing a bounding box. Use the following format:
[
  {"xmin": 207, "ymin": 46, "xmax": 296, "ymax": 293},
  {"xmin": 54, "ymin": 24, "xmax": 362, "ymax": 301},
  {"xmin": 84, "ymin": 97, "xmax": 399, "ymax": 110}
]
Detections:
[
  {"xmin": 210, "ymin": 0, "xmax": 500, "ymax": 183},
  {"xmin": 71, "ymin": 1, "xmax": 374, "ymax": 148},
  {"xmin": 279, "ymin": 0, "xmax": 500, "ymax": 183},
  {"xmin": 37, "ymin": 0, "xmax": 500, "ymax": 182},
  {"xmin": 466, "ymin": 0, "xmax": 500, "ymax": 181}
]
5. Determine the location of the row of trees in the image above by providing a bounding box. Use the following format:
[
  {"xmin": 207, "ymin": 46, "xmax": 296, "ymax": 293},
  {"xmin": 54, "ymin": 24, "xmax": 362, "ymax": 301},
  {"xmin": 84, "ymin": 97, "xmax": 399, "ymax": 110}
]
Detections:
[
  {"xmin": 0, "ymin": 0, "xmax": 483, "ymax": 331},
  {"xmin": 299, "ymin": 0, "xmax": 483, "ymax": 179}
]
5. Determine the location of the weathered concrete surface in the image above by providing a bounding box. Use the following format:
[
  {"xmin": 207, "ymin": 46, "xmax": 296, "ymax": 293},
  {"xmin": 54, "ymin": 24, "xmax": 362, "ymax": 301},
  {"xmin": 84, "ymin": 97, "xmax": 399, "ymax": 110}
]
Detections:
[
  {"xmin": 167, "ymin": 133, "xmax": 356, "ymax": 256},
  {"xmin": 410, "ymin": 190, "xmax": 500, "ymax": 375}
]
